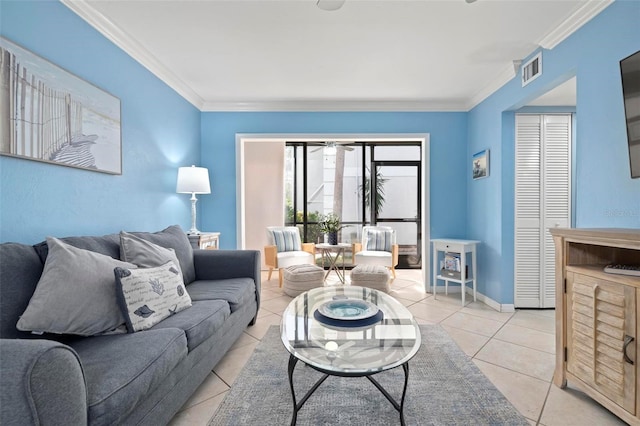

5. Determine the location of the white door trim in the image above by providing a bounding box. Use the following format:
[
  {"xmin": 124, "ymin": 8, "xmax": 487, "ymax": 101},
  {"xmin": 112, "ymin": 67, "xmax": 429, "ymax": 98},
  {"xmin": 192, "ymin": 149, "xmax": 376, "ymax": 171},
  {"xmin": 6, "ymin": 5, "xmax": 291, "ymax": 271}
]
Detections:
[{"xmin": 236, "ymin": 133, "xmax": 430, "ymax": 289}]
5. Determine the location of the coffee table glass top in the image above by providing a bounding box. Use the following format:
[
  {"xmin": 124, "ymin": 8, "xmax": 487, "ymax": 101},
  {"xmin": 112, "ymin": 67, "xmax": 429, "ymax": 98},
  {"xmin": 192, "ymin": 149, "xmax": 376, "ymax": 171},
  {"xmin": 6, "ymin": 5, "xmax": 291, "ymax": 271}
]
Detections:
[{"xmin": 280, "ymin": 286, "xmax": 421, "ymax": 375}]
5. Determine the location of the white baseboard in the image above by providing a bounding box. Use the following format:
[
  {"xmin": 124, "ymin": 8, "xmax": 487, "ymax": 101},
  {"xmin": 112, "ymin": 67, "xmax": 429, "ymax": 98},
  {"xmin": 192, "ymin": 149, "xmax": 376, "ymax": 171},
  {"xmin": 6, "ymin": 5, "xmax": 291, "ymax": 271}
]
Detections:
[{"xmin": 428, "ymin": 285, "xmax": 515, "ymax": 313}]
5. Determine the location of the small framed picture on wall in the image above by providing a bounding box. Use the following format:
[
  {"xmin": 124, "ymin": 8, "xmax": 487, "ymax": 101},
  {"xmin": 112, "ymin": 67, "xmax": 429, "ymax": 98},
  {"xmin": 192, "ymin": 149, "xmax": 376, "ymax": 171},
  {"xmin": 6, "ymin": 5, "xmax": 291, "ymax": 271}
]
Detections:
[{"xmin": 472, "ymin": 149, "xmax": 489, "ymax": 180}]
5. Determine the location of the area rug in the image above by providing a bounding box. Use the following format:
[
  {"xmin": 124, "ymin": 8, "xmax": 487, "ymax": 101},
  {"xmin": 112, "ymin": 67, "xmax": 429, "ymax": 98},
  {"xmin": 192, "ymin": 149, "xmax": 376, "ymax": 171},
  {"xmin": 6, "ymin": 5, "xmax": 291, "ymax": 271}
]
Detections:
[{"xmin": 209, "ymin": 325, "xmax": 528, "ymax": 425}]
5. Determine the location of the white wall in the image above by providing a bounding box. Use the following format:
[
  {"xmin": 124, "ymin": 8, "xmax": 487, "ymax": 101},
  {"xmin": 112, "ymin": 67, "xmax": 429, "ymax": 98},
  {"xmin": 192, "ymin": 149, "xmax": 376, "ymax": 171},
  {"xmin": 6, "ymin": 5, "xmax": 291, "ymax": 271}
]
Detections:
[{"xmin": 243, "ymin": 141, "xmax": 285, "ymax": 266}]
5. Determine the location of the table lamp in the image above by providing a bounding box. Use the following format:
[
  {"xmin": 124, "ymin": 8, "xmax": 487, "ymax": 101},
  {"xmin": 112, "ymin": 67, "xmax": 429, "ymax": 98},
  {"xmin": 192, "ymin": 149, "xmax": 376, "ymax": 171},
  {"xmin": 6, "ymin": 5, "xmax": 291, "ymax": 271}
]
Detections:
[{"xmin": 176, "ymin": 165, "xmax": 211, "ymax": 235}]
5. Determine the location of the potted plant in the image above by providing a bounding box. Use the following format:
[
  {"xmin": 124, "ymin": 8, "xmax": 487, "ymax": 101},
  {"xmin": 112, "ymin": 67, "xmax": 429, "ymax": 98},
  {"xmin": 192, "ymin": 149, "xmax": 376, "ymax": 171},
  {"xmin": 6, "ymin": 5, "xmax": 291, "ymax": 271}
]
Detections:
[{"xmin": 318, "ymin": 212, "xmax": 344, "ymax": 245}]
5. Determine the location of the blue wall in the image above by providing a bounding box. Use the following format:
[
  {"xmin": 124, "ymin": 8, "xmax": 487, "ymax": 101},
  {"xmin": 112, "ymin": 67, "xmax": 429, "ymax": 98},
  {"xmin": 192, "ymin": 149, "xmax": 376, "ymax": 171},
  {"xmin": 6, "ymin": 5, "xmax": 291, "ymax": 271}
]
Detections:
[
  {"xmin": 468, "ymin": 0, "xmax": 640, "ymax": 304},
  {"xmin": 0, "ymin": 1, "xmax": 201, "ymax": 244},
  {"xmin": 200, "ymin": 112, "xmax": 468, "ymax": 249},
  {"xmin": 1, "ymin": 1, "xmax": 637, "ymax": 306}
]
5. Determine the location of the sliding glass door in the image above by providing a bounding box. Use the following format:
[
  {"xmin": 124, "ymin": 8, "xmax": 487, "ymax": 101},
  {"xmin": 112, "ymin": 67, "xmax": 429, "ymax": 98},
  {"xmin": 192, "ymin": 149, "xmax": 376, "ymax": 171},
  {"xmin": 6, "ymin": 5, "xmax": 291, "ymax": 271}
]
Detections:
[{"xmin": 285, "ymin": 142, "xmax": 421, "ymax": 269}]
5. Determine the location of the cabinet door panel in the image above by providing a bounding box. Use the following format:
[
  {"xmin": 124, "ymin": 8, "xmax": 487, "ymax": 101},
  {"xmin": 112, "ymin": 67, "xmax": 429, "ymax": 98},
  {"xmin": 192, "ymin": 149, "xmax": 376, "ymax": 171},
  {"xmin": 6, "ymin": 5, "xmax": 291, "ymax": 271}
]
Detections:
[{"xmin": 567, "ymin": 272, "xmax": 636, "ymax": 412}]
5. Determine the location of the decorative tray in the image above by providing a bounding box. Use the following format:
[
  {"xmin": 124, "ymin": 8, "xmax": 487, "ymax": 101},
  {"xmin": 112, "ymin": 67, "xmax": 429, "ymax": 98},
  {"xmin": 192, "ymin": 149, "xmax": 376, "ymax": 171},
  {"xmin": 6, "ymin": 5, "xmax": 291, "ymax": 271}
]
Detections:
[
  {"xmin": 317, "ymin": 299, "xmax": 379, "ymax": 321},
  {"xmin": 314, "ymin": 298, "xmax": 383, "ymax": 329}
]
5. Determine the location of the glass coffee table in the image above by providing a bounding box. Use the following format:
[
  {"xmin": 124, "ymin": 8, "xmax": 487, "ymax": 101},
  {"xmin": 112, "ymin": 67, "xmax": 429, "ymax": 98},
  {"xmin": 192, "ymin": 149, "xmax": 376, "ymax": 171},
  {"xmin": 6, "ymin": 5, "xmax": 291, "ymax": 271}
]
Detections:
[{"xmin": 280, "ymin": 286, "xmax": 421, "ymax": 426}]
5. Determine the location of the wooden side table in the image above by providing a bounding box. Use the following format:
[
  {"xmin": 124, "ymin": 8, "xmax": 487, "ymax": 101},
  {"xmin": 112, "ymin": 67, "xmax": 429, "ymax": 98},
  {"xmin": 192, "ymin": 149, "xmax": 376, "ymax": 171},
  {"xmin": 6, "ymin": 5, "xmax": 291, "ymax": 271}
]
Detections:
[
  {"xmin": 188, "ymin": 232, "xmax": 220, "ymax": 250},
  {"xmin": 431, "ymin": 239, "xmax": 480, "ymax": 306}
]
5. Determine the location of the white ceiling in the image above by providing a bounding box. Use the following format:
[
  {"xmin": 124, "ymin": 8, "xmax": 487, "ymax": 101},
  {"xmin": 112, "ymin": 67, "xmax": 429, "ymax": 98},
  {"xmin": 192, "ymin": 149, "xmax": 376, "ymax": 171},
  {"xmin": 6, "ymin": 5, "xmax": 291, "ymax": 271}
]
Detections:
[{"xmin": 63, "ymin": 0, "xmax": 608, "ymax": 111}]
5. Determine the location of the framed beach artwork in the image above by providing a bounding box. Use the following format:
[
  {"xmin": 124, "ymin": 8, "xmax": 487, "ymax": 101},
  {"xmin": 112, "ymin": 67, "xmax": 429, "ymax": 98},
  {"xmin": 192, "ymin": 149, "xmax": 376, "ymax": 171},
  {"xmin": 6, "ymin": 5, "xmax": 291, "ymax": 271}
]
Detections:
[
  {"xmin": 0, "ymin": 37, "xmax": 121, "ymax": 174},
  {"xmin": 472, "ymin": 149, "xmax": 489, "ymax": 180}
]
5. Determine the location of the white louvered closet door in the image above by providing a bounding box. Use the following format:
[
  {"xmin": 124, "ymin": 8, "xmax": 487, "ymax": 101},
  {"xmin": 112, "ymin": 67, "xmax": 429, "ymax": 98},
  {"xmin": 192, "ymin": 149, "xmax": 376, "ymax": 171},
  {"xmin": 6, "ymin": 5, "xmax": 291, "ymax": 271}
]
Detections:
[{"xmin": 515, "ymin": 114, "xmax": 571, "ymax": 308}]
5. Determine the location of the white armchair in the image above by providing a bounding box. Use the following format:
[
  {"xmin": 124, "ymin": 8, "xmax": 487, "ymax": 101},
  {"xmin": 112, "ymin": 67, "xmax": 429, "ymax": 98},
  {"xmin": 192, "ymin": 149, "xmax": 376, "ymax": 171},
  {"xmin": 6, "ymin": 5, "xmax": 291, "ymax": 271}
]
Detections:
[
  {"xmin": 352, "ymin": 226, "xmax": 399, "ymax": 279},
  {"xmin": 264, "ymin": 226, "xmax": 316, "ymax": 287}
]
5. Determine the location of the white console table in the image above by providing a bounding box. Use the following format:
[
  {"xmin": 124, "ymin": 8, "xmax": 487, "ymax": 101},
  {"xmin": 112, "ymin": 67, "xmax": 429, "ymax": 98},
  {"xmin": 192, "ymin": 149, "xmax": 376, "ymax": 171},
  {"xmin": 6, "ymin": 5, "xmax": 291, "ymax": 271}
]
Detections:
[{"xmin": 431, "ymin": 239, "xmax": 480, "ymax": 306}]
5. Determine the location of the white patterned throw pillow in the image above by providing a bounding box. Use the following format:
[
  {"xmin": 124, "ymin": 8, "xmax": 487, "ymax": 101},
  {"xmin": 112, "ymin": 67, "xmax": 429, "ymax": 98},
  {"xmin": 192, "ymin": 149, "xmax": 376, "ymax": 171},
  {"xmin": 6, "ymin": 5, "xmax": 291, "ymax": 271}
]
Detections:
[{"xmin": 114, "ymin": 261, "xmax": 192, "ymax": 332}]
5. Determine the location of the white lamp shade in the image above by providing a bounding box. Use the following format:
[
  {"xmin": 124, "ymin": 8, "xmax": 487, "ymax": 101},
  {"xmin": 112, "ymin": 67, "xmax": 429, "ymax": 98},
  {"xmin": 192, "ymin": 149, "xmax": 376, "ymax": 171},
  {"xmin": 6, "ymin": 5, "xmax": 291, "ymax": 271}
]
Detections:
[{"xmin": 176, "ymin": 166, "xmax": 211, "ymax": 194}]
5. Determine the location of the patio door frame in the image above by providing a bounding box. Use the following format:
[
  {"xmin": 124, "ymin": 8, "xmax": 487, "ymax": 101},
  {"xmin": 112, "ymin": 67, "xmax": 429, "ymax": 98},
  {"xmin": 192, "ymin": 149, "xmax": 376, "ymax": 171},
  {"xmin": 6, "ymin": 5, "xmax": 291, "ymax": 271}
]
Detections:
[{"xmin": 373, "ymin": 160, "xmax": 422, "ymax": 268}]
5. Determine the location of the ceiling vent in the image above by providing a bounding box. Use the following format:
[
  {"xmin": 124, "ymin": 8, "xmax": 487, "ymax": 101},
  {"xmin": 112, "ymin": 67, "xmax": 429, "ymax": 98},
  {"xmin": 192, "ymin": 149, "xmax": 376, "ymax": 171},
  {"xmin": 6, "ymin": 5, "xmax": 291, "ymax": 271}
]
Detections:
[{"xmin": 522, "ymin": 52, "xmax": 542, "ymax": 87}]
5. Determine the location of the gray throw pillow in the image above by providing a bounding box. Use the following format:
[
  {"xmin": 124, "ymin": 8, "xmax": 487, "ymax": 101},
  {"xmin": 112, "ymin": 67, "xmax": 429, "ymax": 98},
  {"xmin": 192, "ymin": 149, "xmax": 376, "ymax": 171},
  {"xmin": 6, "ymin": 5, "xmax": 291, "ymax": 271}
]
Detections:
[
  {"xmin": 114, "ymin": 261, "xmax": 192, "ymax": 332},
  {"xmin": 120, "ymin": 231, "xmax": 183, "ymax": 277},
  {"xmin": 17, "ymin": 237, "xmax": 136, "ymax": 336},
  {"xmin": 128, "ymin": 225, "xmax": 195, "ymax": 284}
]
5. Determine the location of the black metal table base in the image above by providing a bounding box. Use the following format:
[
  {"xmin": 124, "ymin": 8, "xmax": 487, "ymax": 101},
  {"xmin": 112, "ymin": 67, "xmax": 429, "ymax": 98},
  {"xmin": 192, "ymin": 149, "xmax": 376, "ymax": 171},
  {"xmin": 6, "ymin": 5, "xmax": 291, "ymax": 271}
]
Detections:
[{"xmin": 287, "ymin": 354, "xmax": 410, "ymax": 426}]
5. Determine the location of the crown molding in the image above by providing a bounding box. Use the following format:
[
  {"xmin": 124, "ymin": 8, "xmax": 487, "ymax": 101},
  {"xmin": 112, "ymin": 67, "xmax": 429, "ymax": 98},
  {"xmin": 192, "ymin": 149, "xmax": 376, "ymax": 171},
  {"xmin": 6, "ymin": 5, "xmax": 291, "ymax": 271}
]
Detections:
[
  {"xmin": 538, "ymin": 0, "xmax": 614, "ymax": 49},
  {"xmin": 466, "ymin": 63, "xmax": 516, "ymax": 110},
  {"xmin": 60, "ymin": 0, "xmax": 205, "ymax": 110},
  {"xmin": 201, "ymin": 99, "xmax": 467, "ymax": 112},
  {"xmin": 63, "ymin": 0, "xmax": 612, "ymax": 113},
  {"xmin": 465, "ymin": 0, "xmax": 612, "ymax": 110}
]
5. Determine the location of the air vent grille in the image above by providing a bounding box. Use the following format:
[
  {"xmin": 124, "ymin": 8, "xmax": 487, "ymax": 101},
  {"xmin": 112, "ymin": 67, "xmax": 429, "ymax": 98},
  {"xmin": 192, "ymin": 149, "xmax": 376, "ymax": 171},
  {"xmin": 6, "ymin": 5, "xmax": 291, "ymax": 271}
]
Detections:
[{"xmin": 522, "ymin": 52, "xmax": 542, "ymax": 87}]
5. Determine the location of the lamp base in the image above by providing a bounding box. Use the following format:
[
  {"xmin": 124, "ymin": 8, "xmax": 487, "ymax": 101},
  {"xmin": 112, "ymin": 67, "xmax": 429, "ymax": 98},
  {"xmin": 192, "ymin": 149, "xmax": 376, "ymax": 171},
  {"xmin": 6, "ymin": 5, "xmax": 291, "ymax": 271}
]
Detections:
[{"xmin": 188, "ymin": 194, "xmax": 200, "ymax": 236}]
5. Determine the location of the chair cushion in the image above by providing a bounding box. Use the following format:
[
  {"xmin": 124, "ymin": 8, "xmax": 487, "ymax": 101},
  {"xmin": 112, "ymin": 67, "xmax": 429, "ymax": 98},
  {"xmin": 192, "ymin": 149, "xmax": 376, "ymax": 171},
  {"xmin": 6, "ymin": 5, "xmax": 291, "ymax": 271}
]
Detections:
[
  {"xmin": 187, "ymin": 278, "xmax": 256, "ymax": 313},
  {"xmin": 150, "ymin": 300, "xmax": 230, "ymax": 351},
  {"xmin": 276, "ymin": 250, "xmax": 314, "ymax": 269},
  {"xmin": 269, "ymin": 228, "xmax": 301, "ymax": 252},
  {"xmin": 68, "ymin": 328, "xmax": 187, "ymax": 426},
  {"xmin": 364, "ymin": 229, "xmax": 393, "ymax": 252},
  {"xmin": 355, "ymin": 250, "xmax": 393, "ymax": 267}
]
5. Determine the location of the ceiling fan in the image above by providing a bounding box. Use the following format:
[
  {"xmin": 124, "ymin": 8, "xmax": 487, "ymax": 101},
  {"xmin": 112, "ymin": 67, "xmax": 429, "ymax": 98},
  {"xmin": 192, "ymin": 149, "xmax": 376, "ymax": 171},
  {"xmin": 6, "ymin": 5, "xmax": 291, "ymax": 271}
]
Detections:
[
  {"xmin": 316, "ymin": 0, "xmax": 345, "ymax": 11},
  {"xmin": 310, "ymin": 141, "xmax": 355, "ymax": 153}
]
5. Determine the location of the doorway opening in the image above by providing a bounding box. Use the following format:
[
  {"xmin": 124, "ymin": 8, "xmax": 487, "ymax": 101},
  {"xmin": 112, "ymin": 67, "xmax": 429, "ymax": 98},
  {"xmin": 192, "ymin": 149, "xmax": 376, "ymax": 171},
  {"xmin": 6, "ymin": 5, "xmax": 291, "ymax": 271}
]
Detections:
[{"xmin": 236, "ymin": 133, "xmax": 429, "ymax": 288}]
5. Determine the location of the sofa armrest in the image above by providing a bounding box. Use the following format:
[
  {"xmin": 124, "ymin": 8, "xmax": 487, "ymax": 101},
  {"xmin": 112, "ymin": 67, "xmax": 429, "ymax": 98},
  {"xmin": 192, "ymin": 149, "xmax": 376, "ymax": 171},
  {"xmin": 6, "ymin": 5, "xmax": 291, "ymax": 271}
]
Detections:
[
  {"xmin": 0, "ymin": 339, "xmax": 87, "ymax": 426},
  {"xmin": 193, "ymin": 249, "xmax": 261, "ymax": 281},
  {"xmin": 193, "ymin": 249, "xmax": 262, "ymax": 316}
]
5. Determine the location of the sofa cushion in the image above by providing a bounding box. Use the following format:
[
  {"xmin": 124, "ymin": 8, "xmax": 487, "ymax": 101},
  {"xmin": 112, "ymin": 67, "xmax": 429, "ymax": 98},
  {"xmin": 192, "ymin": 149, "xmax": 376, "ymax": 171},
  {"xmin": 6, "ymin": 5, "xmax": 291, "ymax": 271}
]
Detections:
[
  {"xmin": 68, "ymin": 328, "xmax": 187, "ymax": 426},
  {"xmin": 187, "ymin": 278, "xmax": 256, "ymax": 313},
  {"xmin": 120, "ymin": 231, "xmax": 183, "ymax": 277},
  {"xmin": 150, "ymin": 300, "xmax": 230, "ymax": 351},
  {"xmin": 17, "ymin": 237, "xmax": 136, "ymax": 336},
  {"xmin": 33, "ymin": 233, "xmax": 121, "ymax": 262},
  {"xmin": 0, "ymin": 243, "xmax": 44, "ymax": 339},
  {"xmin": 32, "ymin": 225, "xmax": 195, "ymax": 285},
  {"xmin": 115, "ymin": 261, "xmax": 192, "ymax": 332},
  {"xmin": 127, "ymin": 225, "xmax": 196, "ymax": 285}
]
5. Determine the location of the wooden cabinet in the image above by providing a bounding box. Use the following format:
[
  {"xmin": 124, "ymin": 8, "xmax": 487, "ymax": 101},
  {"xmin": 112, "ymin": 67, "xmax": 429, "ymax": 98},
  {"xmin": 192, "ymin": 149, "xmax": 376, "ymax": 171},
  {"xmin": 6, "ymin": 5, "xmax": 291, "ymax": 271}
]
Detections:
[{"xmin": 551, "ymin": 228, "xmax": 640, "ymax": 424}]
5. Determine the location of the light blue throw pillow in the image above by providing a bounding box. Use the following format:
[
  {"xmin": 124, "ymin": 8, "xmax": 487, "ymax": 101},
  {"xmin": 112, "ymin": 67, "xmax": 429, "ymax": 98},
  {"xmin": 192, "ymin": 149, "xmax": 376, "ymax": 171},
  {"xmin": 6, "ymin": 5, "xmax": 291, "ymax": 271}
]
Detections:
[
  {"xmin": 365, "ymin": 230, "xmax": 393, "ymax": 252},
  {"xmin": 271, "ymin": 229, "xmax": 301, "ymax": 252}
]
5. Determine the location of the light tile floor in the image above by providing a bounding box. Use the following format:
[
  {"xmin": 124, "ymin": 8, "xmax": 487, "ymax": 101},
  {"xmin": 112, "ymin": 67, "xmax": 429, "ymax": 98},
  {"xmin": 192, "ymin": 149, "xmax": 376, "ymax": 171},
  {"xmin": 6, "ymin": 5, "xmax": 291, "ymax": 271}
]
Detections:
[{"xmin": 169, "ymin": 269, "xmax": 626, "ymax": 426}]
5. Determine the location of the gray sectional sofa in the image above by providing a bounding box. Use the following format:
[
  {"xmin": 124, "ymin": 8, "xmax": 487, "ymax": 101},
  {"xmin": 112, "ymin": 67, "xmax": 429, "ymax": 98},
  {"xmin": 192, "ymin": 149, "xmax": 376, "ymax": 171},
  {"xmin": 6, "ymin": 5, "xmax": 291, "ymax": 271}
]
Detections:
[{"xmin": 0, "ymin": 225, "xmax": 261, "ymax": 426}]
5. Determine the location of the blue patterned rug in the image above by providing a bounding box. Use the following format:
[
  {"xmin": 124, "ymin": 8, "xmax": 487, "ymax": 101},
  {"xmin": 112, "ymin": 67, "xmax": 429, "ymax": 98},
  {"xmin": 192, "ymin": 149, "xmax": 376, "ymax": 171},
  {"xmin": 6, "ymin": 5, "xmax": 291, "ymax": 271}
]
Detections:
[{"xmin": 209, "ymin": 325, "xmax": 528, "ymax": 425}]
